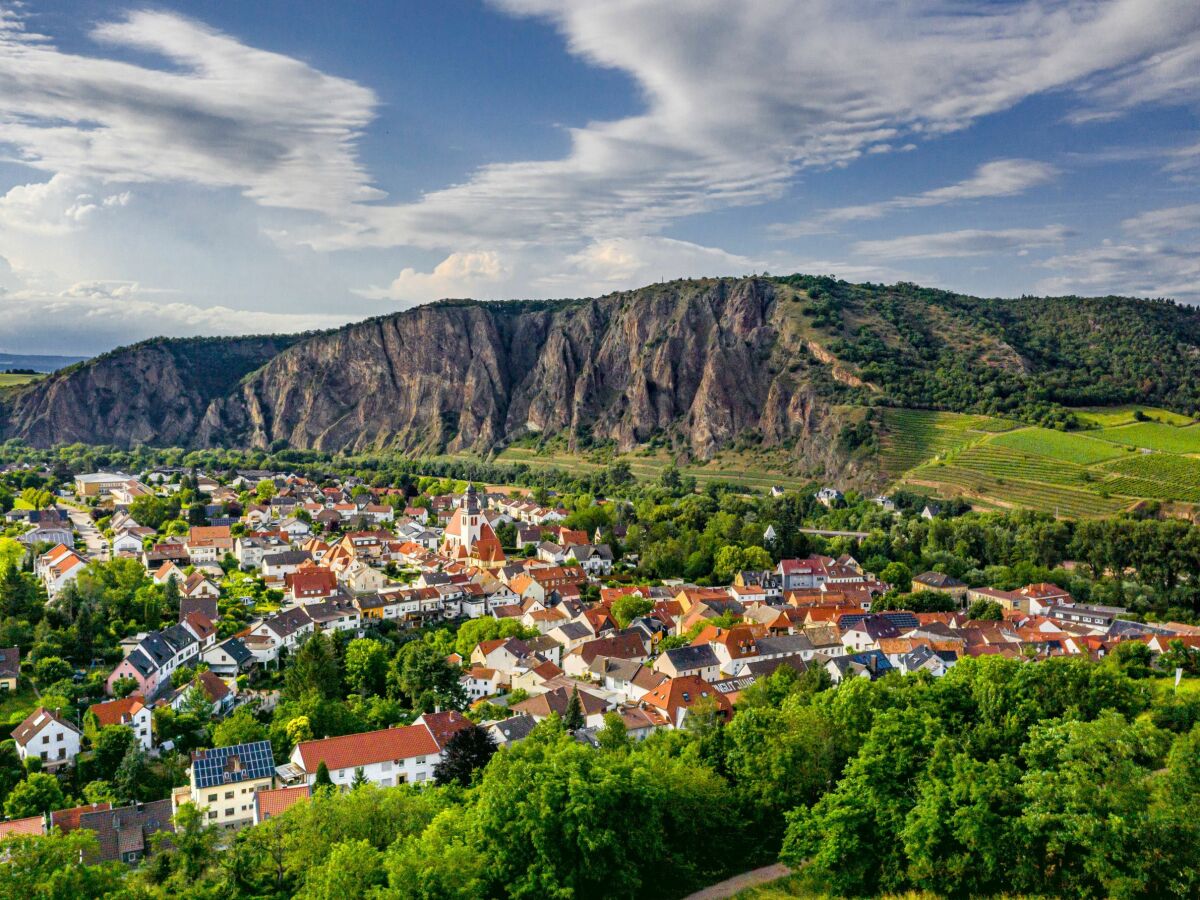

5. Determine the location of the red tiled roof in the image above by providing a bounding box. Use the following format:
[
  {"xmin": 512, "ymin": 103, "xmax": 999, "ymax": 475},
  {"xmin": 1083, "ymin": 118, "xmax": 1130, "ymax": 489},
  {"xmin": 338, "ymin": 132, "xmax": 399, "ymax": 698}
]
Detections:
[
  {"xmin": 0, "ymin": 815, "xmax": 44, "ymax": 836},
  {"xmin": 88, "ymin": 696, "xmax": 145, "ymax": 728},
  {"xmin": 415, "ymin": 710, "xmax": 473, "ymax": 750},
  {"xmin": 295, "ymin": 723, "xmax": 439, "ymax": 772},
  {"xmin": 255, "ymin": 785, "xmax": 311, "ymax": 820}
]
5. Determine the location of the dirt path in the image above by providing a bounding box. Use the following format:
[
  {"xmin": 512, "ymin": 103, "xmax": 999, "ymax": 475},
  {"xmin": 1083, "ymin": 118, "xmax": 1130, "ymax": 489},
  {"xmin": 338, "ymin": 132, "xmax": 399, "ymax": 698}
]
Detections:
[{"xmin": 682, "ymin": 863, "xmax": 792, "ymax": 900}]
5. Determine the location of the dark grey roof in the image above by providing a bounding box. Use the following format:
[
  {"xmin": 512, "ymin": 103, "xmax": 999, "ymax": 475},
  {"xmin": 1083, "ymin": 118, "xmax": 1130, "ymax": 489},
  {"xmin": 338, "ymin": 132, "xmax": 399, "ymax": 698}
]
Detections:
[
  {"xmin": 756, "ymin": 634, "xmax": 815, "ymax": 655},
  {"xmin": 662, "ymin": 644, "xmax": 721, "ymax": 670},
  {"xmin": 741, "ymin": 655, "xmax": 808, "ymax": 678},
  {"xmin": 123, "ymin": 648, "xmax": 156, "ymax": 678},
  {"xmin": 488, "ymin": 714, "xmax": 537, "ymax": 744},
  {"xmin": 216, "ymin": 637, "xmax": 254, "ymax": 666},
  {"xmin": 78, "ymin": 799, "xmax": 174, "ymax": 864},
  {"xmin": 262, "ymin": 550, "xmax": 311, "ymax": 566},
  {"xmin": 191, "ymin": 740, "xmax": 275, "ymax": 789}
]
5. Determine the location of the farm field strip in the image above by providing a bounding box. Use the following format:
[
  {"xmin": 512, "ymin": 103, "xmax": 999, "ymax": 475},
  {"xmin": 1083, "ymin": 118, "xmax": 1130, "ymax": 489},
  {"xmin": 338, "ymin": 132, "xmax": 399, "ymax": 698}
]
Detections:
[
  {"xmin": 905, "ymin": 464, "xmax": 1129, "ymax": 517},
  {"xmin": 1093, "ymin": 421, "xmax": 1200, "ymax": 454},
  {"xmin": 988, "ymin": 426, "xmax": 1127, "ymax": 464}
]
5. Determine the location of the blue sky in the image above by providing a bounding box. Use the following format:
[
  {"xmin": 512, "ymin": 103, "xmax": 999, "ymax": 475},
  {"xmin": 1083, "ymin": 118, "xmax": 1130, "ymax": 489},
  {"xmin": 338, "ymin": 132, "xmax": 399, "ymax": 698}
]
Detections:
[{"xmin": 2, "ymin": 1, "xmax": 1200, "ymax": 354}]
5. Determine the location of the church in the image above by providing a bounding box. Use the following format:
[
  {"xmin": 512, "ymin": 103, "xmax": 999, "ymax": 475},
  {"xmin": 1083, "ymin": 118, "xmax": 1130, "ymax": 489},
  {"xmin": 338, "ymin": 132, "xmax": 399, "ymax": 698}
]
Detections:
[{"xmin": 440, "ymin": 484, "xmax": 506, "ymax": 569}]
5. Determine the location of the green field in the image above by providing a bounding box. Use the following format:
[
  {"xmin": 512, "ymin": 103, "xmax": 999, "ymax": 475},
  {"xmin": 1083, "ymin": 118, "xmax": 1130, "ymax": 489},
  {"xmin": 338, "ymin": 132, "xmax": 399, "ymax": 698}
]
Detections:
[
  {"xmin": 1074, "ymin": 406, "xmax": 1195, "ymax": 428},
  {"xmin": 989, "ymin": 426, "xmax": 1127, "ymax": 465},
  {"xmin": 904, "ymin": 462, "xmax": 1128, "ymax": 517},
  {"xmin": 0, "ymin": 372, "xmax": 43, "ymax": 387},
  {"xmin": 1094, "ymin": 422, "xmax": 1200, "ymax": 454}
]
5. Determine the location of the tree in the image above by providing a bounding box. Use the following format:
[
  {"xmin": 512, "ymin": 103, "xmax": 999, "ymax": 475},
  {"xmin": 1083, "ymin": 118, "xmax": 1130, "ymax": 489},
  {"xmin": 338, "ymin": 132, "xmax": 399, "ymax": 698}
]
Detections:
[
  {"xmin": 113, "ymin": 743, "xmax": 153, "ymax": 804},
  {"xmin": 0, "ymin": 829, "xmax": 125, "ymax": 897},
  {"xmin": 611, "ymin": 594, "xmax": 654, "ymax": 628},
  {"xmin": 388, "ymin": 641, "xmax": 465, "ymax": 711},
  {"xmin": 433, "ymin": 725, "xmax": 497, "ymax": 786},
  {"xmin": 256, "ymin": 481, "xmax": 277, "ymax": 503},
  {"xmin": 712, "ymin": 545, "xmax": 773, "ymax": 582},
  {"xmin": 285, "ymin": 633, "xmax": 341, "ymax": 700},
  {"xmin": 296, "ymin": 838, "xmax": 387, "ymax": 900},
  {"xmin": 967, "ymin": 599, "xmax": 1004, "ymax": 620},
  {"xmin": 0, "ymin": 740, "xmax": 24, "ymax": 808},
  {"xmin": 32, "ymin": 656, "xmax": 71, "ymax": 686},
  {"xmin": 111, "ymin": 675, "xmax": 138, "ymax": 699},
  {"xmin": 596, "ymin": 712, "xmax": 630, "ymax": 753},
  {"xmin": 564, "ymin": 687, "xmax": 584, "ymax": 731},
  {"xmin": 212, "ymin": 706, "xmax": 267, "ymax": 748},
  {"xmin": 314, "ymin": 761, "xmax": 333, "ymax": 790},
  {"xmin": 343, "ymin": 639, "xmax": 388, "ymax": 697},
  {"xmin": 350, "ymin": 767, "xmax": 369, "ymax": 790},
  {"xmin": 4, "ymin": 772, "xmax": 65, "ymax": 818},
  {"xmin": 90, "ymin": 725, "xmax": 135, "ymax": 783}
]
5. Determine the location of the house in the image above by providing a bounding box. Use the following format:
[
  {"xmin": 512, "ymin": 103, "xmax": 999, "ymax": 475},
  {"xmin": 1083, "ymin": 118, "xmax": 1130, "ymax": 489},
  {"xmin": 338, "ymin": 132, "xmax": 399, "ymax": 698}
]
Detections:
[
  {"xmin": 260, "ymin": 549, "xmax": 312, "ymax": 579},
  {"xmin": 1017, "ymin": 583, "xmax": 1074, "ymax": 615},
  {"xmin": 75, "ymin": 472, "xmax": 132, "ymax": 497},
  {"xmin": 180, "ymin": 596, "xmax": 219, "ymax": 624},
  {"xmin": 184, "ymin": 741, "xmax": 277, "ymax": 830},
  {"xmin": 202, "ymin": 637, "xmax": 256, "ymax": 677},
  {"xmin": 641, "ymin": 675, "xmax": 732, "ymax": 729},
  {"xmin": 588, "ymin": 657, "xmax": 666, "ymax": 701},
  {"xmin": 965, "ymin": 586, "xmax": 1023, "ymax": 611},
  {"xmin": 49, "ymin": 801, "xmax": 113, "ymax": 833},
  {"xmin": 253, "ymin": 785, "xmax": 311, "ymax": 825},
  {"xmin": 653, "ymin": 644, "xmax": 722, "ymax": 682},
  {"xmin": 186, "ymin": 525, "xmax": 234, "ymax": 564},
  {"xmin": 815, "ymin": 486, "xmax": 843, "ymax": 508},
  {"xmin": 912, "ymin": 571, "xmax": 968, "ymax": 602},
  {"xmin": 78, "ymin": 799, "xmax": 174, "ymax": 865},
  {"xmin": 152, "ymin": 561, "xmax": 187, "ymax": 587},
  {"xmin": 0, "ymin": 646, "xmax": 19, "ymax": 691},
  {"xmin": 88, "ymin": 696, "xmax": 154, "ymax": 751},
  {"xmin": 37, "ymin": 543, "xmax": 87, "ymax": 599},
  {"xmin": 106, "ymin": 623, "xmax": 200, "ymax": 698},
  {"xmin": 285, "ymin": 568, "xmax": 339, "ymax": 604},
  {"xmin": 289, "ymin": 721, "xmax": 450, "ymax": 788},
  {"xmin": 1047, "ymin": 603, "xmax": 1126, "ymax": 630},
  {"xmin": 567, "ymin": 543, "xmax": 615, "ymax": 576},
  {"xmin": 511, "ymin": 685, "xmax": 610, "ymax": 728},
  {"xmin": 163, "ymin": 670, "xmax": 235, "ymax": 717},
  {"xmin": 826, "ymin": 650, "xmax": 895, "ymax": 682},
  {"xmin": 486, "ymin": 714, "xmax": 538, "ymax": 748},
  {"xmin": 561, "ymin": 631, "xmax": 648, "ymax": 677},
  {"xmin": 182, "ymin": 571, "xmax": 221, "ymax": 601},
  {"xmin": 12, "ymin": 707, "xmax": 82, "ymax": 770}
]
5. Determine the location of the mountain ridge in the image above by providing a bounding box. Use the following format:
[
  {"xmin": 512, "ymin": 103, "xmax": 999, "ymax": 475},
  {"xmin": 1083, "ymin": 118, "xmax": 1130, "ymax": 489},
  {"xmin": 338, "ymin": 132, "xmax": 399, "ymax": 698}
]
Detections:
[{"xmin": 5, "ymin": 275, "xmax": 1200, "ymax": 491}]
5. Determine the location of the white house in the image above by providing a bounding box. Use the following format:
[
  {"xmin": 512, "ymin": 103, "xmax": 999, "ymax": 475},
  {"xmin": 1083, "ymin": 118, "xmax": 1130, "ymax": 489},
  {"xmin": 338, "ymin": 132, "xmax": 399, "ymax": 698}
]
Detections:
[
  {"xmin": 12, "ymin": 707, "xmax": 82, "ymax": 770},
  {"xmin": 288, "ymin": 720, "xmax": 458, "ymax": 789}
]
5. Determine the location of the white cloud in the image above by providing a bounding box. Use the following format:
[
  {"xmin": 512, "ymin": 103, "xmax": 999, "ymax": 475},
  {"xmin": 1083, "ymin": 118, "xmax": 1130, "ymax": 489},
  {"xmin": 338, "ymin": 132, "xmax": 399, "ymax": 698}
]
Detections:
[
  {"xmin": 0, "ymin": 174, "xmax": 131, "ymax": 236},
  {"xmin": 853, "ymin": 225, "xmax": 1070, "ymax": 260},
  {"xmin": 0, "ymin": 9, "xmax": 379, "ymax": 215},
  {"xmin": 328, "ymin": 0, "xmax": 1200, "ymax": 252},
  {"xmin": 355, "ymin": 251, "xmax": 511, "ymax": 303},
  {"xmin": 0, "ymin": 280, "xmax": 341, "ymax": 355},
  {"xmin": 1036, "ymin": 202, "xmax": 1200, "ymax": 300},
  {"xmin": 823, "ymin": 159, "xmax": 1060, "ymax": 224}
]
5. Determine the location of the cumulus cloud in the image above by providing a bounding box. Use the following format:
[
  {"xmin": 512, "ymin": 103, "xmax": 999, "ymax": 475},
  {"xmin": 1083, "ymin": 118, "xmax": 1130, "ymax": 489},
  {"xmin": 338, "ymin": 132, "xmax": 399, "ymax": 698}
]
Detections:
[
  {"xmin": 853, "ymin": 225, "xmax": 1070, "ymax": 260},
  {"xmin": 0, "ymin": 174, "xmax": 131, "ymax": 236},
  {"xmin": 0, "ymin": 280, "xmax": 341, "ymax": 355},
  {"xmin": 355, "ymin": 251, "xmax": 511, "ymax": 303}
]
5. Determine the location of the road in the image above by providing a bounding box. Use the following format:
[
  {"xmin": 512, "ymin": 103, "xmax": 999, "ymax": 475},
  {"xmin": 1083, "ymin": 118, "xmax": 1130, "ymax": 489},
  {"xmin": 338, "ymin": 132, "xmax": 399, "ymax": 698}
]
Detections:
[
  {"xmin": 797, "ymin": 527, "xmax": 870, "ymax": 539},
  {"xmin": 682, "ymin": 864, "xmax": 793, "ymax": 900},
  {"xmin": 67, "ymin": 507, "xmax": 108, "ymax": 560}
]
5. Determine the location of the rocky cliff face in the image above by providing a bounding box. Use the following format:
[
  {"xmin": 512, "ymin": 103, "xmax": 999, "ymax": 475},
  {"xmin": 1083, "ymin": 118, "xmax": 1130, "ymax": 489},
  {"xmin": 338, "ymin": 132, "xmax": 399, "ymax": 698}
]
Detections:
[
  {"xmin": 0, "ymin": 278, "xmax": 864, "ymax": 481},
  {"xmin": 200, "ymin": 277, "xmax": 849, "ymax": 460},
  {"xmin": 0, "ymin": 336, "xmax": 299, "ymax": 448}
]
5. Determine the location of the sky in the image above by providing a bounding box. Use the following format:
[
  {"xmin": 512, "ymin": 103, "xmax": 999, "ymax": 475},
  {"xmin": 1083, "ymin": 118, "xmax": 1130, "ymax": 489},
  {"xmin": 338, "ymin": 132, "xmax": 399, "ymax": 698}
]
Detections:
[{"xmin": 2, "ymin": 1, "xmax": 1200, "ymax": 355}]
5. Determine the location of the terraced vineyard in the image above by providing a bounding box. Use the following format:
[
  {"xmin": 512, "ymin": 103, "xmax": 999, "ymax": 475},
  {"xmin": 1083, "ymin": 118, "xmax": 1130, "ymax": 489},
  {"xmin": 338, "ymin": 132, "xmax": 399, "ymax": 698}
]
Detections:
[
  {"xmin": 878, "ymin": 409, "xmax": 1014, "ymax": 477},
  {"xmin": 1094, "ymin": 422, "xmax": 1200, "ymax": 454},
  {"xmin": 1098, "ymin": 453, "xmax": 1200, "ymax": 502},
  {"xmin": 905, "ymin": 462, "xmax": 1129, "ymax": 517},
  {"xmin": 892, "ymin": 404, "xmax": 1200, "ymax": 517}
]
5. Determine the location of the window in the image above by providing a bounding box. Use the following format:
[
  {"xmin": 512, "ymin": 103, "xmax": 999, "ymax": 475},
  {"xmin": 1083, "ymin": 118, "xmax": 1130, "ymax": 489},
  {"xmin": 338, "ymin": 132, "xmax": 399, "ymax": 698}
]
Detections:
[
  {"xmin": 208, "ymin": 793, "xmax": 217, "ymax": 803},
  {"xmin": 225, "ymin": 791, "xmax": 234, "ymax": 799}
]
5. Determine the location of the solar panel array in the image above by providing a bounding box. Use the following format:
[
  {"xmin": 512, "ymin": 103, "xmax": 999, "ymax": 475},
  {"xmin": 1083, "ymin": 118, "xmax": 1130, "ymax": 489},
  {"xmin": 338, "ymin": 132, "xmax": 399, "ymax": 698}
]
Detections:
[{"xmin": 192, "ymin": 740, "xmax": 275, "ymax": 789}]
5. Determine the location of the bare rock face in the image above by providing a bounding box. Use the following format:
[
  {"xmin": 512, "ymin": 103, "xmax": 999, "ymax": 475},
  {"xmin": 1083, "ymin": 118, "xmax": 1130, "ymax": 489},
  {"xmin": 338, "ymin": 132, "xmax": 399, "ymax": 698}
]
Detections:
[
  {"xmin": 0, "ymin": 336, "xmax": 297, "ymax": 448},
  {"xmin": 0, "ymin": 277, "xmax": 858, "ymax": 479},
  {"xmin": 202, "ymin": 277, "xmax": 837, "ymax": 460}
]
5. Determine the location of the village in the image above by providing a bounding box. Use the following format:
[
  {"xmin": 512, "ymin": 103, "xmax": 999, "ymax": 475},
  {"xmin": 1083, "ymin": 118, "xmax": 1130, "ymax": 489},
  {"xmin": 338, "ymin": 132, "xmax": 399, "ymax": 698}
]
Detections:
[{"xmin": 0, "ymin": 463, "xmax": 1197, "ymax": 865}]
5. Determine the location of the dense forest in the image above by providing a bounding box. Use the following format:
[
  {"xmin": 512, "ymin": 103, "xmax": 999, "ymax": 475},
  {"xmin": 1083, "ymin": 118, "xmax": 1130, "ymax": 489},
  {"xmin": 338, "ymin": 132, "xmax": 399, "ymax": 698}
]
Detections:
[{"xmin": 4, "ymin": 655, "xmax": 1199, "ymax": 899}]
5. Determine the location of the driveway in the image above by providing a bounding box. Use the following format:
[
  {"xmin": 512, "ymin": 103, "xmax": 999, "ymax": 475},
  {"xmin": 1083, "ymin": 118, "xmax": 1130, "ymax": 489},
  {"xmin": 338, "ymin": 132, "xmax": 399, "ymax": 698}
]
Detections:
[{"xmin": 683, "ymin": 864, "xmax": 793, "ymax": 900}]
